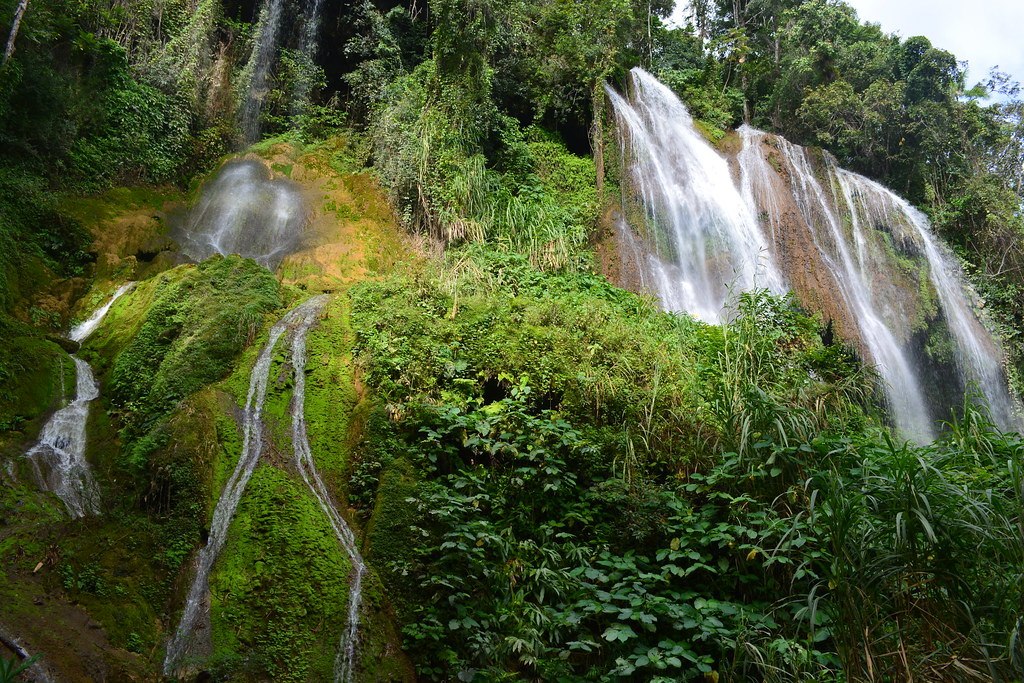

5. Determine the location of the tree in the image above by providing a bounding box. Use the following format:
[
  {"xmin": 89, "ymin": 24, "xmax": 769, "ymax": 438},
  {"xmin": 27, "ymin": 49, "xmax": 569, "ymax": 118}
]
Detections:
[{"xmin": 3, "ymin": 0, "xmax": 29, "ymax": 65}]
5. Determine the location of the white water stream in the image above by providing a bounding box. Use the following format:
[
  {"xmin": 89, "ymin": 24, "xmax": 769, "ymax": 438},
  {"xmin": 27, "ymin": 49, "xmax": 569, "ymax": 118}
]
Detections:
[
  {"xmin": 739, "ymin": 127, "xmax": 935, "ymax": 440},
  {"xmin": 165, "ymin": 295, "xmax": 365, "ymax": 678},
  {"xmin": 23, "ymin": 283, "xmax": 134, "ymax": 517},
  {"xmin": 163, "ymin": 297, "xmax": 322, "ymax": 673},
  {"xmin": 288, "ymin": 295, "xmax": 365, "ymax": 682},
  {"xmin": 240, "ymin": 0, "xmax": 286, "ymax": 143}
]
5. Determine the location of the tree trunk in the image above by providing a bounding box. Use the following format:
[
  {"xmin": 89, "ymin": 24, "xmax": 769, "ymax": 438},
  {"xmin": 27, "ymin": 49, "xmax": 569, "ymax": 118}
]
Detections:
[
  {"xmin": 3, "ymin": 0, "xmax": 29, "ymax": 65},
  {"xmin": 592, "ymin": 85, "xmax": 606, "ymax": 198},
  {"xmin": 741, "ymin": 70, "xmax": 751, "ymax": 124}
]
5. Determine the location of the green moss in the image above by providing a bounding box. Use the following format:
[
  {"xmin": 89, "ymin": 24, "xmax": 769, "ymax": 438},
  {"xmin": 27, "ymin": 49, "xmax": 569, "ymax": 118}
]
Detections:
[
  {"xmin": 106, "ymin": 256, "xmax": 282, "ymax": 449},
  {"xmin": 271, "ymin": 162, "xmax": 294, "ymax": 178},
  {"xmin": 0, "ymin": 315, "xmax": 74, "ymax": 443},
  {"xmin": 58, "ymin": 186, "xmax": 180, "ymax": 230},
  {"xmin": 364, "ymin": 456, "xmax": 421, "ymax": 618},
  {"xmin": 209, "ymin": 464, "xmax": 351, "ymax": 682},
  {"xmin": 304, "ymin": 294, "xmax": 359, "ymax": 494}
]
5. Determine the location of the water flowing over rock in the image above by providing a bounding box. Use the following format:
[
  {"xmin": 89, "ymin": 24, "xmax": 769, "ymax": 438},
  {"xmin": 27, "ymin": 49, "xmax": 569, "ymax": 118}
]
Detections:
[
  {"xmin": 605, "ymin": 67, "xmax": 1021, "ymax": 439},
  {"xmin": 69, "ymin": 282, "xmax": 135, "ymax": 343},
  {"xmin": 739, "ymin": 127, "xmax": 936, "ymax": 440},
  {"xmin": 24, "ymin": 358, "xmax": 102, "ymax": 518},
  {"xmin": 288, "ymin": 295, "xmax": 366, "ymax": 682},
  {"xmin": 24, "ymin": 283, "xmax": 134, "ymax": 517},
  {"xmin": 239, "ymin": 0, "xmax": 286, "ymax": 143},
  {"xmin": 836, "ymin": 170, "xmax": 1021, "ymax": 433},
  {"xmin": 163, "ymin": 297, "xmax": 324, "ymax": 674},
  {"xmin": 175, "ymin": 159, "xmax": 307, "ymax": 269},
  {"xmin": 606, "ymin": 68, "xmax": 784, "ymax": 322},
  {"xmin": 162, "ymin": 295, "xmax": 365, "ymax": 676}
]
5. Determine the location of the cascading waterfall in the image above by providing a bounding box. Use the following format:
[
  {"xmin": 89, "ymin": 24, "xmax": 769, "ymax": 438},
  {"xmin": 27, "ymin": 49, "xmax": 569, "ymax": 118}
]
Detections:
[
  {"xmin": 175, "ymin": 159, "xmax": 306, "ymax": 269},
  {"xmin": 23, "ymin": 283, "xmax": 134, "ymax": 517},
  {"xmin": 239, "ymin": 0, "xmax": 286, "ymax": 143},
  {"xmin": 606, "ymin": 67, "xmax": 784, "ymax": 322},
  {"xmin": 739, "ymin": 127, "xmax": 935, "ymax": 440},
  {"xmin": 835, "ymin": 171, "xmax": 1021, "ymax": 432},
  {"xmin": 288, "ymin": 295, "xmax": 366, "ymax": 683},
  {"xmin": 609, "ymin": 68, "xmax": 1020, "ymax": 438},
  {"xmin": 163, "ymin": 298, "xmax": 325, "ymax": 674}
]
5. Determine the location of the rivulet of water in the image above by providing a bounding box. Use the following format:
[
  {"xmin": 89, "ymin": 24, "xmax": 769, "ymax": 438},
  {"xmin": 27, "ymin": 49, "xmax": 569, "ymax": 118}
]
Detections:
[
  {"xmin": 287, "ymin": 295, "xmax": 366, "ymax": 682},
  {"xmin": 163, "ymin": 297, "xmax": 326, "ymax": 674},
  {"xmin": 24, "ymin": 283, "xmax": 134, "ymax": 517}
]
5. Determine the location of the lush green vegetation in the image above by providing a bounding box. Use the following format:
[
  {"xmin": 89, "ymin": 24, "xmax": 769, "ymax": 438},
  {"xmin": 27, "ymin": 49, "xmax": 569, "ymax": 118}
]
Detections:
[
  {"xmin": 0, "ymin": 0, "xmax": 1022, "ymax": 681},
  {"xmin": 349, "ymin": 248, "xmax": 1022, "ymax": 680}
]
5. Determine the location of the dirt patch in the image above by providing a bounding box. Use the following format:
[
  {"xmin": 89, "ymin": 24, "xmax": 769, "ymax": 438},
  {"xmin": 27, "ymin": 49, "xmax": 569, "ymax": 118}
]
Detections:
[{"xmin": 1, "ymin": 577, "xmax": 150, "ymax": 682}]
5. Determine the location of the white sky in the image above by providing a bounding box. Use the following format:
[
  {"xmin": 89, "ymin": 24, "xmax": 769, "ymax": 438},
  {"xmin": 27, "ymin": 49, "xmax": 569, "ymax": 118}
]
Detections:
[{"xmin": 670, "ymin": 1, "xmax": 1024, "ymax": 89}]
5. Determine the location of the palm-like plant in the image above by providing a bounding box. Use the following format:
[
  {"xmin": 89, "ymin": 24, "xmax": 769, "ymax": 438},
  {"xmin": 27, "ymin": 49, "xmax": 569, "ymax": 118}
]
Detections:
[{"xmin": 0, "ymin": 655, "xmax": 41, "ymax": 683}]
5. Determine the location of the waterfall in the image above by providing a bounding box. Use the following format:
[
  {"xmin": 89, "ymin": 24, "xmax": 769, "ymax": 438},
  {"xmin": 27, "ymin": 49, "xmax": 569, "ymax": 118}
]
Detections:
[
  {"xmin": 288, "ymin": 295, "xmax": 366, "ymax": 682},
  {"xmin": 163, "ymin": 297, "xmax": 325, "ymax": 674},
  {"xmin": 608, "ymin": 68, "xmax": 1020, "ymax": 438},
  {"xmin": 739, "ymin": 127, "xmax": 935, "ymax": 440},
  {"xmin": 239, "ymin": 0, "xmax": 286, "ymax": 143},
  {"xmin": 175, "ymin": 159, "xmax": 307, "ymax": 269},
  {"xmin": 606, "ymin": 68, "xmax": 784, "ymax": 322},
  {"xmin": 23, "ymin": 283, "xmax": 134, "ymax": 517},
  {"xmin": 292, "ymin": 0, "xmax": 326, "ymax": 115}
]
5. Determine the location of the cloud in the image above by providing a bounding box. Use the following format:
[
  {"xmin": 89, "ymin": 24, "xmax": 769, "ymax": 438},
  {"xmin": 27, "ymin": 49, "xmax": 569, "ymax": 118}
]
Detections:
[{"xmin": 845, "ymin": 0, "xmax": 1024, "ymax": 86}]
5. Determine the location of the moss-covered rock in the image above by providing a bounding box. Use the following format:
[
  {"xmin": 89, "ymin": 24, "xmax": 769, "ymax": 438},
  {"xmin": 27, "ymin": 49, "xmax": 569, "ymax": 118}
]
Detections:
[{"xmin": 209, "ymin": 464, "xmax": 352, "ymax": 682}]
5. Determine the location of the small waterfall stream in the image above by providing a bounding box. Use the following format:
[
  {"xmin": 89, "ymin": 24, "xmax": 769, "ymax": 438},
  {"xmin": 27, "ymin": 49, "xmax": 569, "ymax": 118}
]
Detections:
[
  {"xmin": 239, "ymin": 0, "xmax": 286, "ymax": 143},
  {"xmin": 23, "ymin": 283, "xmax": 134, "ymax": 517},
  {"xmin": 608, "ymin": 69, "xmax": 1021, "ymax": 438},
  {"xmin": 288, "ymin": 295, "xmax": 365, "ymax": 682},
  {"xmin": 163, "ymin": 298, "xmax": 321, "ymax": 674},
  {"xmin": 292, "ymin": 0, "xmax": 327, "ymax": 114},
  {"xmin": 606, "ymin": 68, "xmax": 784, "ymax": 322},
  {"xmin": 165, "ymin": 296, "xmax": 365, "ymax": 678}
]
